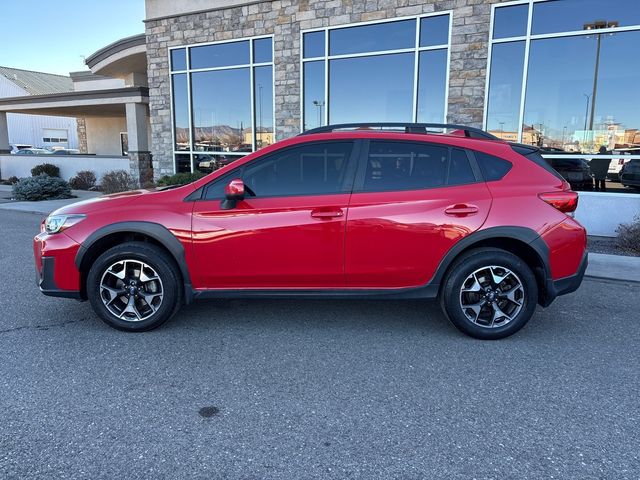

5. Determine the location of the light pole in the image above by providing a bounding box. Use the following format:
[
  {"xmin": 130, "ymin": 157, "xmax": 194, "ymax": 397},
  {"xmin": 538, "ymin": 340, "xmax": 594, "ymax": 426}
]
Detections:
[
  {"xmin": 583, "ymin": 21, "xmax": 618, "ymax": 132},
  {"xmin": 258, "ymin": 83, "xmax": 263, "ymax": 147},
  {"xmin": 499, "ymin": 122, "xmax": 505, "ymax": 139},
  {"xmin": 312, "ymin": 100, "xmax": 325, "ymax": 127},
  {"xmin": 583, "ymin": 93, "xmax": 591, "ymax": 148}
]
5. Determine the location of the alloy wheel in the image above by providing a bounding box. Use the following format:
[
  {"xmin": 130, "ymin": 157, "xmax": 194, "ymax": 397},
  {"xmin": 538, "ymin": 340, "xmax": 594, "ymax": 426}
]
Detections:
[
  {"xmin": 459, "ymin": 265, "xmax": 524, "ymax": 328},
  {"xmin": 99, "ymin": 259, "xmax": 164, "ymax": 322}
]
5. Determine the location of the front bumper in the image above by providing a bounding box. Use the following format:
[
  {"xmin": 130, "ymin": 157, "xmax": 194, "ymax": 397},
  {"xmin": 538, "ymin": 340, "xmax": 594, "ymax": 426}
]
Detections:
[
  {"xmin": 36, "ymin": 256, "xmax": 82, "ymax": 299},
  {"xmin": 34, "ymin": 232, "xmax": 82, "ymax": 299}
]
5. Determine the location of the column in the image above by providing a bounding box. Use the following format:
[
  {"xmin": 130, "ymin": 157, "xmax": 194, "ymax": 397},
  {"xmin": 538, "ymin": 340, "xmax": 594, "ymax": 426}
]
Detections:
[
  {"xmin": 0, "ymin": 112, "xmax": 10, "ymax": 154},
  {"xmin": 125, "ymin": 102, "xmax": 153, "ymax": 187}
]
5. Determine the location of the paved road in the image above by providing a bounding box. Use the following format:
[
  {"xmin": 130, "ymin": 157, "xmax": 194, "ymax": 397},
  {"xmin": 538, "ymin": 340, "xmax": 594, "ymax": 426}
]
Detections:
[{"xmin": 1, "ymin": 210, "xmax": 638, "ymax": 479}]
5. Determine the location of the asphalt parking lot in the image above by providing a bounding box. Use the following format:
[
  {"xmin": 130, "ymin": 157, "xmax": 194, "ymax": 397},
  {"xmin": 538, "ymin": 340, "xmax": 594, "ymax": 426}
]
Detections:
[{"xmin": 1, "ymin": 210, "xmax": 638, "ymax": 479}]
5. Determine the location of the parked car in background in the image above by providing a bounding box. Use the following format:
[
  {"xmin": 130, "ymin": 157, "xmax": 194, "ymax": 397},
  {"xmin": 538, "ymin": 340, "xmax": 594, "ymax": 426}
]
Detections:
[
  {"xmin": 619, "ymin": 159, "xmax": 640, "ymax": 190},
  {"xmin": 608, "ymin": 148, "xmax": 639, "ymax": 181},
  {"xmin": 196, "ymin": 154, "xmax": 219, "ymax": 172},
  {"xmin": 540, "ymin": 148, "xmax": 592, "ymax": 191},
  {"xmin": 34, "ymin": 122, "xmax": 587, "ymax": 340},
  {"xmin": 15, "ymin": 148, "xmax": 50, "ymax": 155},
  {"xmin": 9, "ymin": 144, "xmax": 33, "ymax": 154},
  {"xmin": 52, "ymin": 149, "xmax": 80, "ymax": 155}
]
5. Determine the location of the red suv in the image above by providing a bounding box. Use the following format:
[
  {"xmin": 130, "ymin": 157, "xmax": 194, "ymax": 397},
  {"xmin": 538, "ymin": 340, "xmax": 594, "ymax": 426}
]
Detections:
[{"xmin": 34, "ymin": 123, "xmax": 587, "ymax": 339}]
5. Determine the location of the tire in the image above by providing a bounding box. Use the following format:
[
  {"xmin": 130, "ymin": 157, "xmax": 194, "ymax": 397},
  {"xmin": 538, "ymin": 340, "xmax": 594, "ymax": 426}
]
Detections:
[
  {"xmin": 86, "ymin": 241, "xmax": 183, "ymax": 332},
  {"xmin": 440, "ymin": 248, "xmax": 538, "ymax": 340}
]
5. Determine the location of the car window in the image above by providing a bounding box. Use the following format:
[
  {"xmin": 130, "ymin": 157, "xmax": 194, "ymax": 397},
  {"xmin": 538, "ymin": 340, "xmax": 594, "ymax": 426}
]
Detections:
[
  {"xmin": 363, "ymin": 142, "xmax": 449, "ymax": 191},
  {"xmin": 203, "ymin": 142, "xmax": 354, "ymax": 200},
  {"xmin": 242, "ymin": 142, "xmax": 354, "ymax": 197},
  {"xmin": 448, "ymin": 148, "xmax": 476, "ymax": 186},
  {"xmin": 361, "ymin": 141, "xmax": 478, "ymax": 192},
  {"xmin": 474, "ymin": 151, "xmax": 513, "ymax": 181}
]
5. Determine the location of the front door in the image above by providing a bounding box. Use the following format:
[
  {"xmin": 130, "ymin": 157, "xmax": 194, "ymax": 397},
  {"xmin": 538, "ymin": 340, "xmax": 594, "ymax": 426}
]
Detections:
[
  {"xmin": 191, "ymin": 141, "xmax": 358, "ymax": 289},
  {"xmin": 345, "ymin": 140, "xmax": 493, "ymax": 288}
]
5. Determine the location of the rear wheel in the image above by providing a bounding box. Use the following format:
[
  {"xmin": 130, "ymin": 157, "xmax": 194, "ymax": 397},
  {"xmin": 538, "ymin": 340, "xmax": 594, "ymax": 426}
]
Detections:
[
  {"xmin": 440, "ymin": 248, "xmax": 538, "ymax": 340},
  {"xmin": 86, "ymin": 242, "xmax": 182, "ymax": 332}
]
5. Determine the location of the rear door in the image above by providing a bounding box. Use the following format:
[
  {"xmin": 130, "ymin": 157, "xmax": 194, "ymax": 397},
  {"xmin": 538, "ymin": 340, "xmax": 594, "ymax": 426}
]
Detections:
[{"xmin": 345, "ymin": 140, "xmax": 492, "ymax": 288}]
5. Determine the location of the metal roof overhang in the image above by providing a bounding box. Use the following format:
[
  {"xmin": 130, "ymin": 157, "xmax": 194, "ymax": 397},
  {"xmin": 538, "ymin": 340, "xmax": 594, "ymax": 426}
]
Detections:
[{"xmin": 0, "ymin": 87, "xmax": 149, "ymax": 117}]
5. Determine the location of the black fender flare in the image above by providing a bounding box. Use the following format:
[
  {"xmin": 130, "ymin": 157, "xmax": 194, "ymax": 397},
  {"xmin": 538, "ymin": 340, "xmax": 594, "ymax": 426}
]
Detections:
[
  {"xmin": 429, "ymin": 226, "xmax": 552, "ymax": 300},
  {"xmin": 75, "ymin": 221, "xmax": 194, "ymax": 303}
]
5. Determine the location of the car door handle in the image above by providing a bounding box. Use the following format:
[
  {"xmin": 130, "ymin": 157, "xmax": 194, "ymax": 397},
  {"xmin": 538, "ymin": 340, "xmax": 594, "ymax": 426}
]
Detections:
[
  {"xmin": 311, "ymin": 208, "xmax": 344, "ymax": 219},
  {"xmin": 444, "ymin": 204, "xmax": 479, "ymax": 216}
]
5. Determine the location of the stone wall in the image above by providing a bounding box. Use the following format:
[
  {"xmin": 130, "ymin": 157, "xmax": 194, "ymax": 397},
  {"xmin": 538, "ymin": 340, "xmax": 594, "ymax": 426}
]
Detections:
[
  {"xmin": 76, "ymin": 117, "xmax": 88, "ymax": 154},
  {"xmin": 145, "ymin": 0, "xmax": 503, "ymax": 175}
]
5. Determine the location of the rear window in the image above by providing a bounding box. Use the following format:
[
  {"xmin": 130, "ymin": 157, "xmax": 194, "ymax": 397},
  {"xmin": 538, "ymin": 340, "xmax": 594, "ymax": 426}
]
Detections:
[{"xmin": 474, "ymin": 152, "xmax": 512, "ymax": 181}]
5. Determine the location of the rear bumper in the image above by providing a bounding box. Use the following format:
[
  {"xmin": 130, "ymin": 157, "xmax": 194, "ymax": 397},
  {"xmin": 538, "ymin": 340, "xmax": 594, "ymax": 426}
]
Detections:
[
  {"xmin": 37, "ymin": 256, "xmax": 82, "ymax": 299},
  {"xmin": 542, "ymin": 251, "xmax": 588, "ymax": 306}
]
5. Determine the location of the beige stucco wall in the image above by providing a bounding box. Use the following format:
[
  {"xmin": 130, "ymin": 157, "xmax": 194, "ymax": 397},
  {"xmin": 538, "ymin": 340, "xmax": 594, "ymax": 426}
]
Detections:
[
  {"xmin": 85, "ymin": 117, "xmax": 127, "ymax": 156},
  {"xmin": 85, "ymin": 116, "xmax": 152, "ymax": 156}
]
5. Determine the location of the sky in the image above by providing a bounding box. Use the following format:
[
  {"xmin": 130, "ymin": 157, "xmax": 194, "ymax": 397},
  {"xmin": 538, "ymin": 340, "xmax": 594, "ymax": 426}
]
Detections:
[{"xmin": 0, "ymin": 0, "xmax": 145, "ymax": 76}]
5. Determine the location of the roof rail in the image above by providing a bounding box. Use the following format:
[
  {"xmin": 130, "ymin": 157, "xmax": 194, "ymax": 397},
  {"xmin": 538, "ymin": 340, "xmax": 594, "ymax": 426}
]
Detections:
[{"xmin": 300, "ymin": 123, "xmax": 499, "ymax": 140}]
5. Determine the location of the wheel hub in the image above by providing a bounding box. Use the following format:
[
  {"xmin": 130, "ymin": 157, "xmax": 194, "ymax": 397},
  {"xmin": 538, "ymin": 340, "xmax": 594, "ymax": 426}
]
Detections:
[
  {"xmin": 99, "ymin": 259, "xmax": 164, "ymax": 322},
  {"xmin": 459, "ymin": 265, "xmax": 525, "ymax": 328}
]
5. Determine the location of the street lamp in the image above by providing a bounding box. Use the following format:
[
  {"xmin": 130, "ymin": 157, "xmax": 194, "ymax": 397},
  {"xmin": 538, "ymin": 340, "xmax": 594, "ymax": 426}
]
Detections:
[
  {"xmin": 312, "ymin": 100, "xmax": 325, "ymax": 127},
  {"xmin": 583, "ymin": 93, "xmax": 591, "ymax": 148},
  {"xmin": 583, "ymin": 20, "xmax": 618, "ymax": 132},
  {"xmin": 258, "ymin": 83, "xmax": 263, "ymax": 147},
  {"xmin": 499, "ymin": 122, "xmax": 505, "ymax": 139}
]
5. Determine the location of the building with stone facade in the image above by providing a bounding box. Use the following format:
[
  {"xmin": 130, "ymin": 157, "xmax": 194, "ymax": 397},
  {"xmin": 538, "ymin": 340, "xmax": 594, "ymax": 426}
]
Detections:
[{"xmin": 144, "ymin": 0, "xmax": 640, "ymax": 178}]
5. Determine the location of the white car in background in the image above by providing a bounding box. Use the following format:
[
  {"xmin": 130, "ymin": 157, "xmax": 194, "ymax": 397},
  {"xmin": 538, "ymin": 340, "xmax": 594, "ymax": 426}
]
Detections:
[{"xmin": 9, "ymin": 144, "xmax": 33, "ymax": 154}]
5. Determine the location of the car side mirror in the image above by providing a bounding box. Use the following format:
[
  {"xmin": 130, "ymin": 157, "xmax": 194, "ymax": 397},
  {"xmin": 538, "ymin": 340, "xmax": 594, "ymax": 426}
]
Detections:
[{"xmin": 221, "ymin": 178, "xmax": 245, "ymax": 210}]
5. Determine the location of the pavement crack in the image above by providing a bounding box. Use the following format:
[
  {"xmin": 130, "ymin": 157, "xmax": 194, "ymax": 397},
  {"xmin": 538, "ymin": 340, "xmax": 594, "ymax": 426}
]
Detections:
[{"xmin": 0, "ymin": 317, "xmax": 89, "ymax": 334}]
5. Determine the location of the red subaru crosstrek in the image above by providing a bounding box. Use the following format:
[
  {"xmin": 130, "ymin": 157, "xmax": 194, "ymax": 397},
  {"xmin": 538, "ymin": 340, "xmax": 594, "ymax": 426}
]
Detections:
[{"xmin": 34, "ymin": 123, "xmax": 587, "ymax": 339}]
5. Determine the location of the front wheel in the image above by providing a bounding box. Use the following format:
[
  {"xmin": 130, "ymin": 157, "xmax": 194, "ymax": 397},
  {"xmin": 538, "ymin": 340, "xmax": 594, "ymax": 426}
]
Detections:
[
  {"xmin": 86, "ymin": 242, "xmax": 183, "ymax": 332},
  {"xmin": 440, "ymin": 248, "xmax": 538, "ymax": 340}
]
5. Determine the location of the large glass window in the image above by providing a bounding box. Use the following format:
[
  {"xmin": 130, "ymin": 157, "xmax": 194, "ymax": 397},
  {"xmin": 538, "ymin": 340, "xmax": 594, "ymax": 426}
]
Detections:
[
  {"xmin": 302, "ymin": 14, "xmax": 451, "ymax": 130},
  {"xmin": 169, "ymin": 37, "xmax": 274, "ymax": 173},
  {"xmin": 329, "ymin": 54, "xmax": 415, "ymax": 124},
  {"xmin": 531, "ymin": 0, "xmax": 640, "ymax": 35},
  {"xmin": 485, "ymin": 0, "xmax": 640, "ymax": 193}
]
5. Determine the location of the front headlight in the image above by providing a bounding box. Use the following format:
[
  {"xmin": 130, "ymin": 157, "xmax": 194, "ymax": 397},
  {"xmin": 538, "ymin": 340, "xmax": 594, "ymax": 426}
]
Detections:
[{"xmin": 43, "ymin": 214, "xmax": 86, "ymax": 234}]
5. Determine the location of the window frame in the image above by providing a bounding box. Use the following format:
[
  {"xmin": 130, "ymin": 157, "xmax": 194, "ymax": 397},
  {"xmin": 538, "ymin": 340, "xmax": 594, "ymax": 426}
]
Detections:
[
  {"xmin": 197, "ymin": 139, "xmax": 362, "ymax": 202},
  {"xmin": 168, "ymin": 35, "xmax": 275, "ymax": 174},
  {"xmin": 484, "ymin": 0, "xmax": 640, "ymax": 147},
  {"xmin": 352, "ymin": 139, "xmax": 482, "ymax": 194},
  {"xmin": 299, "ymin": 12, "xmax": 453, "ymax": 132}
]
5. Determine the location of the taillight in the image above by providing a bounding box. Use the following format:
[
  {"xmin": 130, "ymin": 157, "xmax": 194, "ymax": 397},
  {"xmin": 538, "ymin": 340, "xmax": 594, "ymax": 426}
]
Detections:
[
  {"xmin": 619, "ymin": 159, "xmax": 625, "ymax": 165},
  {"xmin": 538, "ymin": 191, "xmax": 579, "ymax": 215}
]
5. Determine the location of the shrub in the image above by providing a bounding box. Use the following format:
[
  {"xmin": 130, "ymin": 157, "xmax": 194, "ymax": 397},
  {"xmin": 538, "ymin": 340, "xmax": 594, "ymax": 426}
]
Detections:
[
  {"xmin": 12, "ymin": 174, "xmax": 73, "ymax": 201},
  {"xmin": 30, "ymin": 163, "xmax": 60, "ymax": 178},
  {"xmin": 157, "ymin": 171, "xmax": 206, "ymax": 187},
  {"xmin": 616, "ymin": 216, "xmax": 640, "ymax": 255},
  {"xmin": 100, "ymin": 170, "xmax": 137, "ymax": 194},
  {"xmin": 69, "ymin": 170, "xmax": 97, "ymax": 190}
]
